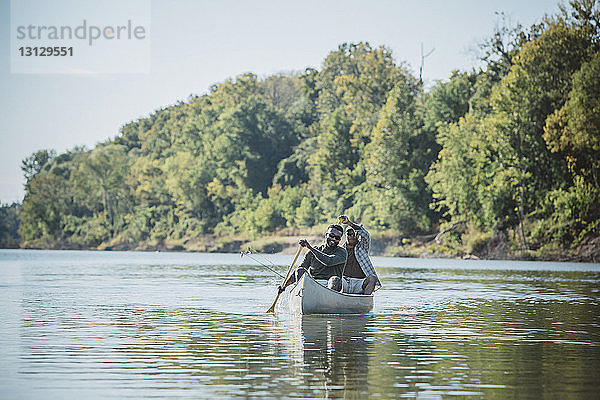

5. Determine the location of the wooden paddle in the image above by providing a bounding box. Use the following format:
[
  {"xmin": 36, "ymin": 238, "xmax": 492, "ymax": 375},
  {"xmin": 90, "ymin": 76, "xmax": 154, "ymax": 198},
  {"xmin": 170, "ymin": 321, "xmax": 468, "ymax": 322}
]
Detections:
[{"xmin": 266, "ymin": 246, "xmax": 303, "ymax": 313}]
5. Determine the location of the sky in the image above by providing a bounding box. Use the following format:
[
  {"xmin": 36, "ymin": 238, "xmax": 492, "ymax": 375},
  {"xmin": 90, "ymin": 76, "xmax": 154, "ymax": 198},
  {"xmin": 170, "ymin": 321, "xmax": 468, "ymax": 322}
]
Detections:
[{"xmin": 0, "ymin": 0, "xmax": 561, "ymax": 204}]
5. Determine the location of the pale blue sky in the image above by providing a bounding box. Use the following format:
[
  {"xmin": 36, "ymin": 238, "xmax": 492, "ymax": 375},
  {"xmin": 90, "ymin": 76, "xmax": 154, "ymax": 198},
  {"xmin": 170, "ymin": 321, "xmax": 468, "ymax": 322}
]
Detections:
[{"xmin": 0, "ymin": 0, "xmax": 560, "ymax": 203}]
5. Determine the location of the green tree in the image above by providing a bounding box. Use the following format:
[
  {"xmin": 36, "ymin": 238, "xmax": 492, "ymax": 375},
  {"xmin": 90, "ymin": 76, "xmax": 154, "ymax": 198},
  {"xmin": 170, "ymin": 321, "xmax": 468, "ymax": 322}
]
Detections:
[
  {"xmin": 544, "ymin": 51, "xmax": 600, "ymax": 185},
  {"xmin": 427, "ymin": 3, "xmax": 599, "ymax": 250},
  {"xmin": 70, "ymin": 144, "xmax": 132, "ymax": 240},
  {"xmin": 424, "ymin": 70, "xmax": 476, "ymax": 130},
  {"xmin": 296, "ymin": 197, "xmax": 320, "ymax": 227},
  {"xmin": 315, "ymin": 42, "xmax": 408, "ymax": 144},
  {"xmin": 362, "ymin": 79, "xmax": 437, "ymax": 233},
  {"xmin": 309, "ymin": 108, "xmax": 358, "ymax": 213},
  {"xmin": 426, "ymin": 114, "xmax": 484, "ymax": 223},
  {"xmin": 19, "ymin": 173, "xmax": 71, "ymax": 243},
  {"xmin": 21, "ymin": 149, "xmax": 56, "ymax": 182},
  {"xmin": 0, "ymin": 202, "xmax": 21, "ymax": 248}
]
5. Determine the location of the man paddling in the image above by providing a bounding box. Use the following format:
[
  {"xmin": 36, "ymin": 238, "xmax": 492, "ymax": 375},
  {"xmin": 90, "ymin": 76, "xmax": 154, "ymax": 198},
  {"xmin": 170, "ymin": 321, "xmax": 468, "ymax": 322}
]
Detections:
[
  {"xmin": 328, "ymin": 215, "xmax": 381, "ymax": 295},
  {"xmin": 278, "ymin": 224, "xmax": 347, "ymax": 293}
]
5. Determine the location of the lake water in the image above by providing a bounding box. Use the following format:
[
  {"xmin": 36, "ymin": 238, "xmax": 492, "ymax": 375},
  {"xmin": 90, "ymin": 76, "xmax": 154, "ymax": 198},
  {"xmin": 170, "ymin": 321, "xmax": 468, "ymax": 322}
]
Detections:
[{"xmin": 1, "ymin": 249, "xmax": 599, "ymax": 399}]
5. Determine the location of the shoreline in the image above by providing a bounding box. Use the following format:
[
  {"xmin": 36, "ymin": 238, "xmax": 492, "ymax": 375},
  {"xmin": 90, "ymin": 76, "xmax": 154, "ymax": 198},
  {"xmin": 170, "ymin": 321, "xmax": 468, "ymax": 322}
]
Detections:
[{"xmin": 10, "ymin": 231, "xmax": 600, "ymax": 263}]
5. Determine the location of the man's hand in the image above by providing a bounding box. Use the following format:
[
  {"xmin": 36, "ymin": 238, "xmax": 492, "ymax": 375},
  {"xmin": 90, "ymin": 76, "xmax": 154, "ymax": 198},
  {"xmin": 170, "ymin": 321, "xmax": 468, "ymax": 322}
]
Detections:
[
  {"xmin": 339, "ymin": 215, "xmax": 361, "ymax": 231},
  {"xmin": 278, "ymin": 285, "xmax": 285, "ymax": 294},
  {"xmin": 299, "ymin": 239, "xmax": 309, "ymax": 248}
]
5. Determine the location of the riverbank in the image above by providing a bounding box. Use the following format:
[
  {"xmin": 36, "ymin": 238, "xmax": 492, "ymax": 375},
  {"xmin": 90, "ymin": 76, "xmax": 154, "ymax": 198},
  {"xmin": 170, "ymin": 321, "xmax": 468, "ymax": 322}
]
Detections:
[{"xmin": 16, "ymin": 226, "xmax": 600, "ymax": 263}]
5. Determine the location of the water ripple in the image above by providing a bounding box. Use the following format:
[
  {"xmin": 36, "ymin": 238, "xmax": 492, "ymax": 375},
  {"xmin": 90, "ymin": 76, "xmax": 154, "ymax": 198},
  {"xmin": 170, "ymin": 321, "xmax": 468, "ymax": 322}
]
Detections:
[{"xmin": 1, "ymin": 250, "xmax": 599, "ymax": 398}]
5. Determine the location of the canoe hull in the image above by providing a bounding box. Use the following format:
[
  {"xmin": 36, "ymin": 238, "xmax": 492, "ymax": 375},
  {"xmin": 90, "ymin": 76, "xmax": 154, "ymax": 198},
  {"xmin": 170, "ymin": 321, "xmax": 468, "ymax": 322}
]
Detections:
[{"xmin": 288, "ymin": 273, "xmax": 373, "ymax": 314}]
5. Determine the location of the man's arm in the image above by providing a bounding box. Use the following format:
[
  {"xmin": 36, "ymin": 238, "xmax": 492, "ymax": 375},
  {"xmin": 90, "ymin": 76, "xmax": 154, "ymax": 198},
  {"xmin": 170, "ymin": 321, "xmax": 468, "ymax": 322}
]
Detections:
[
  {"xmin": 339, "ymin": 215, "xmax": 361, "ymax": 231},
  {"xmin": 280, "ymin": 252, "xmax": 311, "ymax": 292},
  {"xmin": 339, "ymin": 215, "xmax": 370, "ymax": 253},
  {"xmin": 310, "ymin": 245, "xmax": 347, "ymax": 267},
  {"xmin": 299, "ymin": 251, "xmax": 312, "ymax": 269},
  {"xmin": 356, "ymin": 226, "xmax": 371, "ymax": 253},
  {"xmin": 299, "ymin": 239, "xmax": 347, "ymax": 266}
]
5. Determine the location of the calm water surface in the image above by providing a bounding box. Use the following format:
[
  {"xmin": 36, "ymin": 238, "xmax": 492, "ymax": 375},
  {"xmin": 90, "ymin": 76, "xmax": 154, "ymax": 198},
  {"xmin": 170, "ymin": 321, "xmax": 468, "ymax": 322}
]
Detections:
[{"xmin": 1, "ymin": 249, "xmax": 599, "ymax": 399}]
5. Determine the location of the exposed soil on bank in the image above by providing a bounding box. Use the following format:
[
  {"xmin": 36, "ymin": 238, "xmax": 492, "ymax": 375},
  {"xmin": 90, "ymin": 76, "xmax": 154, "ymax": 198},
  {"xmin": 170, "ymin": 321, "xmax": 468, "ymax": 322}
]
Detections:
[{"xmin": 17, "ymin": 229, "xmax": 600, "ymax": 263}]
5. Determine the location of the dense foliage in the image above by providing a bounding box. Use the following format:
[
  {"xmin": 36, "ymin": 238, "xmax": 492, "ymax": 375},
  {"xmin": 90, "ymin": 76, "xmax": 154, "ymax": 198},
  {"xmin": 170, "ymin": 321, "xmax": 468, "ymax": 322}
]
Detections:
[
  {"xmin": 0, "ymin": 202, "xmax": 20, "ymax": 248},
  {"xmin": 3, "ymin": 1, "xmax": 599, "ymax": 258}
]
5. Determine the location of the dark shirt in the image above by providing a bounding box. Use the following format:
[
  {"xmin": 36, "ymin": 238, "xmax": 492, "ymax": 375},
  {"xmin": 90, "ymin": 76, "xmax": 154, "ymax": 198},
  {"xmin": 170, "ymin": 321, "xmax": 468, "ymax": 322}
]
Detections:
[
  {"xmin": 344, "ymin": 247, "xmax": 366, "ymax": 278},
  {"xmin": 298, "ymin": 244, "xmax": 347, "ymax": 280}
]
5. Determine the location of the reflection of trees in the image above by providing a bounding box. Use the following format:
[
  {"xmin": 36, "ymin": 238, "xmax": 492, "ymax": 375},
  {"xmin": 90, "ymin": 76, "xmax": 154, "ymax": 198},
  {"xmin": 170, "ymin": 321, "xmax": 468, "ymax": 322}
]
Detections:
[
  {"xmin": 365, "ymin": 266, "xmax": 600, "ymax": 399},
  {"xmin": 288, "ymin": 315, "xmax": 374, "ymax": 399},
  {"xmin": 18, "ymin": 301, "xmax": 306, "ymax": 398},
  {"xmin": 16, "ymin": 261, "xmax": 600, "ymax": 399}
]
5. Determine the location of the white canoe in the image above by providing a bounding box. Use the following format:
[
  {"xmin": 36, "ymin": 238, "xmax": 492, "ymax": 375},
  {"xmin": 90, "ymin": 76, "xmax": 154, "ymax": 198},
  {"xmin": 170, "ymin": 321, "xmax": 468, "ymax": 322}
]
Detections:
[{"xmin": 288, "ymin": 273, "xmax": 374, "ymax": 314}]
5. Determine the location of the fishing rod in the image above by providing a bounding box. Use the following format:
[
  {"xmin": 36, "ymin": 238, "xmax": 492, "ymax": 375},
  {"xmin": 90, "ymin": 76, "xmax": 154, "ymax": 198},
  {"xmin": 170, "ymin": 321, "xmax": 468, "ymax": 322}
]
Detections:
[
  {"xmin": 240, "ymin": 247, "xmax": 285, "ymax": 279},
  {"xmin": 247, "ymin": 246, "xmax": 280, "ymax": 267}
]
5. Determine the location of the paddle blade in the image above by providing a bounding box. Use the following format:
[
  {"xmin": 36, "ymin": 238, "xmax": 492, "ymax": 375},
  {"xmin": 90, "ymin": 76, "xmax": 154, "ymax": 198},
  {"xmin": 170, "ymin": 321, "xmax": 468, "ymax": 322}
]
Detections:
[
  {"xmin": 266, "ymin": 246, "xmax": 302, "ymax": 314},
  {"xmin": 267, "ymin": 291, "xmax": 283, "ymax": 313}
]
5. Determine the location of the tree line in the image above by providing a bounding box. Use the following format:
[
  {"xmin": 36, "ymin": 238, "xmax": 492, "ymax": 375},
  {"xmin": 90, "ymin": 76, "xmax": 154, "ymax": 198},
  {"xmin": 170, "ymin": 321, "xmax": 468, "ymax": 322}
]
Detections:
[{"xmin": 2, "ymin": 0, "xmax": 599, "ymax": 259}]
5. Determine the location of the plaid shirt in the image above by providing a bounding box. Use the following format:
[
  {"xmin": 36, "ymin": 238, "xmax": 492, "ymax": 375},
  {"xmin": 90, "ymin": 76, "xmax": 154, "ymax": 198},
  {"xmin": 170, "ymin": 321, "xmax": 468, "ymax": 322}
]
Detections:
[{"xmin": 344, "ymin": 227, "xmax": 381, "ymax": 288}]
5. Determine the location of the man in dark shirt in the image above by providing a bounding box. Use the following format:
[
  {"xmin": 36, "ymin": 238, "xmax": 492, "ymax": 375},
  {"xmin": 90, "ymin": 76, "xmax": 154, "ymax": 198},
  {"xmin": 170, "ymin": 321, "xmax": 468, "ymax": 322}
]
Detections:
[{"xmin": 279, "ymin": 224, "xmax": 348, "ymax": 292}]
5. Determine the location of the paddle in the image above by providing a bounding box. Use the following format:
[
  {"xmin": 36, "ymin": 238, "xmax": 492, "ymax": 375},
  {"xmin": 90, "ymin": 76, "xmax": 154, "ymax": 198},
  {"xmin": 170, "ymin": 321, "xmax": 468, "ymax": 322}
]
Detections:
[{"xmin": 266, "ymin": 246, "xmax": 303, "ymax": 313}]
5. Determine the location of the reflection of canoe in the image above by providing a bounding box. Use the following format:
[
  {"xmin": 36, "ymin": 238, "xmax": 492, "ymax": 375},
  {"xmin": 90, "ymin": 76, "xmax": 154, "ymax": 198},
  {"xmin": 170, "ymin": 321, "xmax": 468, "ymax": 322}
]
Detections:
[
  {"xmin": 288, "ymin": 314, "xmax": 373, "ymax": 394},
  {"xmin": 289, "ymin": 273, "xmax": 373, "ymax": 314}
]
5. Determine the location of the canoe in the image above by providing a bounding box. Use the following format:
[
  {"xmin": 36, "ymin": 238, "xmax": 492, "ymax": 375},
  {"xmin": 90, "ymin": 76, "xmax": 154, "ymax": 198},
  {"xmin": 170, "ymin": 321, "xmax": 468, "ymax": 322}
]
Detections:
[{"xmin": 288, "ymin": 273, "xmax": 374, "ymax": 314}]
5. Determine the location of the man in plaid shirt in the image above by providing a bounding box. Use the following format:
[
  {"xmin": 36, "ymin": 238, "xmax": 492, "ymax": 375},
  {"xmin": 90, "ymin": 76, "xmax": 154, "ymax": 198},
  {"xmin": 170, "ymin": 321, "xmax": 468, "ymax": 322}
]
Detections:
[{"xmin": 329, "ymin": 215, "xmax": 381, "ymax": 294}]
